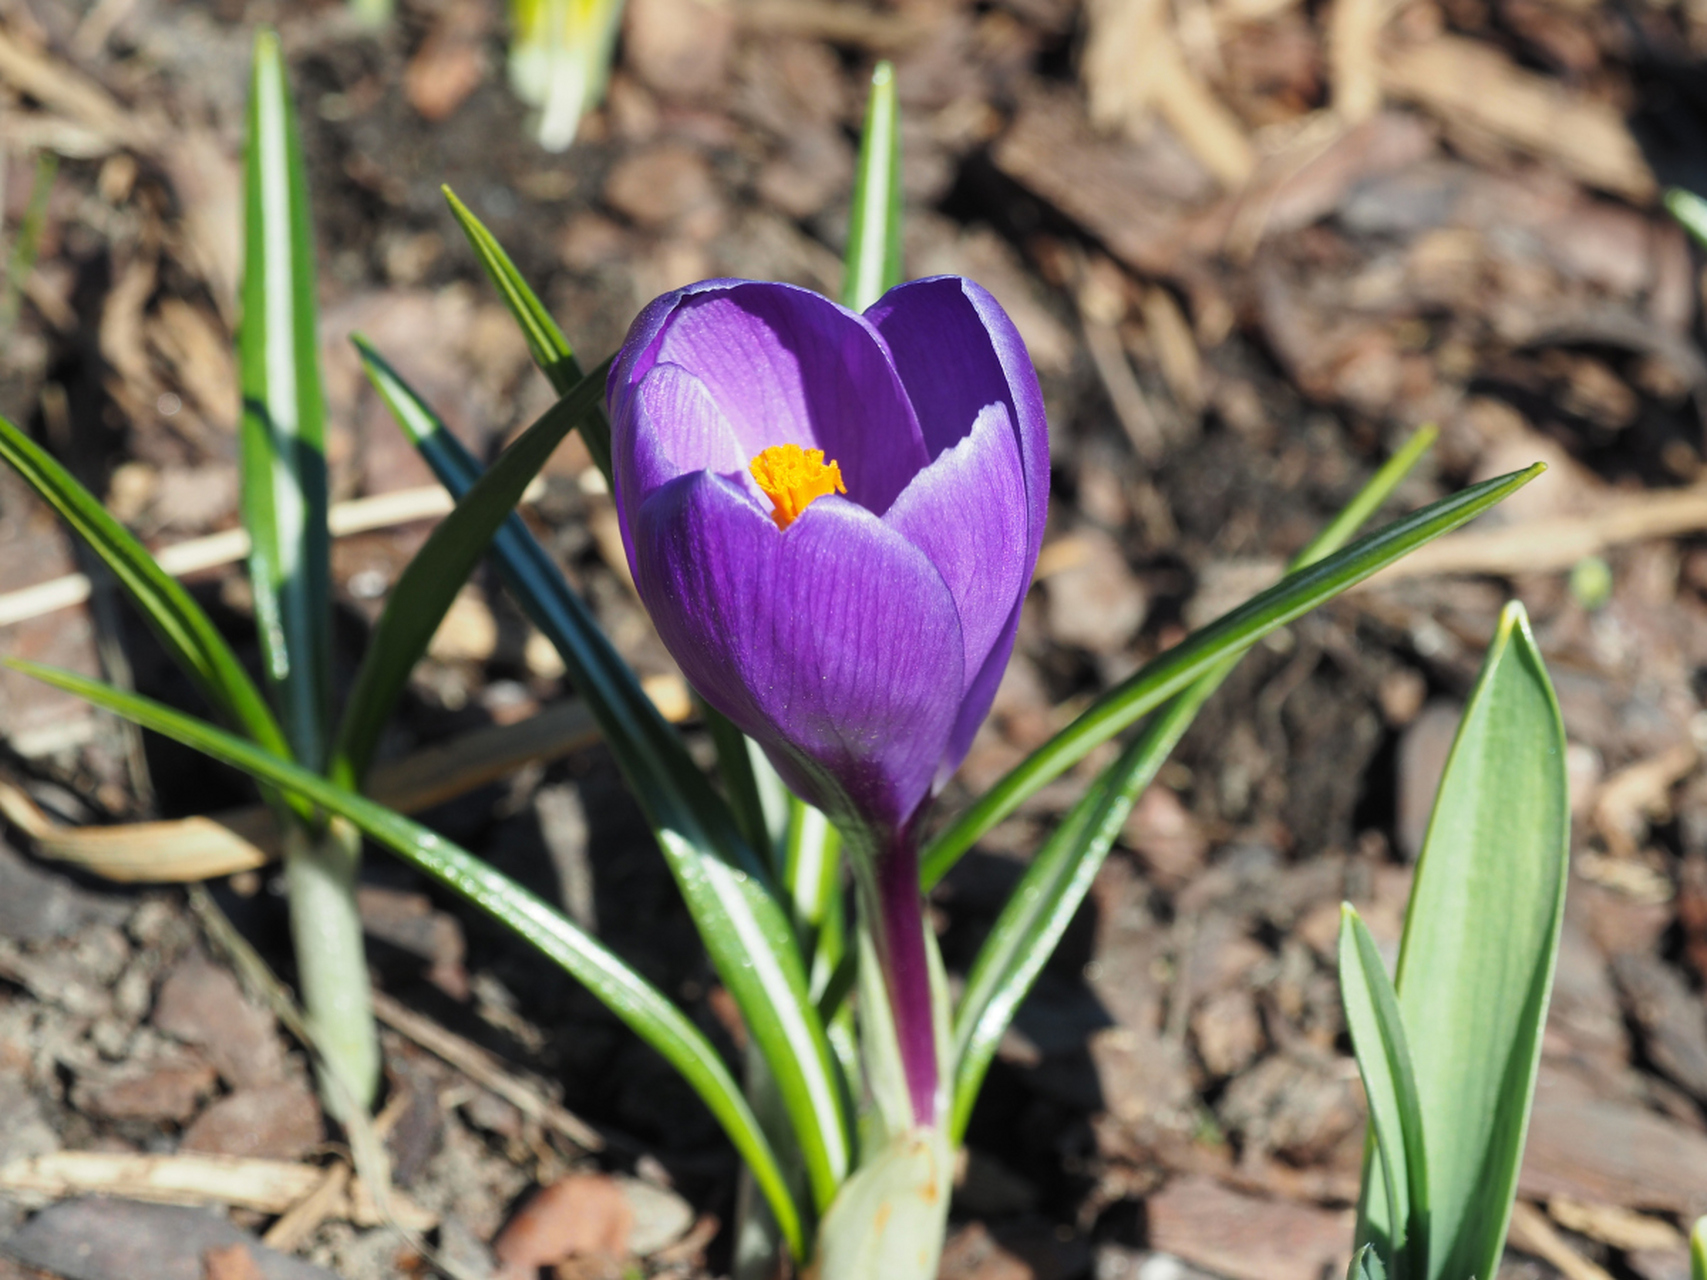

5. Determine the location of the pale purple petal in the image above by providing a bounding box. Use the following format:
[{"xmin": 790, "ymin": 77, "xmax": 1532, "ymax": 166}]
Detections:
[
  {"xmin": 865, "ymin": 276, "xmax": 1051, "ymax": 562},
  {"xmin": 614, "ymin": 361, "xmax": 753, "ymax": 580},
  {"xmin": 639, "ymin": 282, "xmax": 930, "ymax": 514},
  {"xmin": 631, "ymin": 471, "xmax": 964, "ymax": 832}
]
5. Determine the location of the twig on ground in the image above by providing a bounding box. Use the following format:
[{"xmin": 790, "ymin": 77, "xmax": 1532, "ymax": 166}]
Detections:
[{"xmin": 371, "ymin": 989, "xmax": 604, "ymax": 1152}]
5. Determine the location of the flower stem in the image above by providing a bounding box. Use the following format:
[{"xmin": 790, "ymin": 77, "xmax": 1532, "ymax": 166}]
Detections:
[
  {"xmin": 284, "ymin": 815, "xmax": 379, "ymax": 1119},
  {"xmin": 869, "ymin": 830, "xmax": 939, "ymax": 1127}
]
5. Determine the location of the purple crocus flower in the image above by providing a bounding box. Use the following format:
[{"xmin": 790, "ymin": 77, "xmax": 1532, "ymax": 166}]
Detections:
[{"xmin": 609, "ymin": 277, "xmax": 1049, "ymax": 1125}]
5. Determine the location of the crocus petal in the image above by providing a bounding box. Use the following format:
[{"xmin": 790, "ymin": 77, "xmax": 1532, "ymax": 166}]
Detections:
[
  {"xmin": 617, "ymin": 281, "xmax": 930, "ymax": 515},
  {"xmin": 613, "ymin": 360, "xmax": 758, "ymax": 578},
  {"xmin": 866, "ymin": 276, "xmax": 1052, "ymax": 782},
  {"xmin": 632, "ymin": 471, "xmax": 964, "ymax": 833},
  {"xmin": 865, "ymin": 276, "xmax": 1050, "ymax": 562},
  {"xmin": 885, "ymin": 401, "xmax": 1027, "ymax": 702}
]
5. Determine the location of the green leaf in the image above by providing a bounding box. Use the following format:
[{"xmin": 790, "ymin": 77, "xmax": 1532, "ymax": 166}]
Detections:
[
  {"xmin": 241, "ymin": 30, "xmax": 332, "ymax": 770},
  {"xmin": 442, "ymin": 186, "xmax": 581, "ymax": 392},
  {"xmin": 842, "ymin": 61, "xmax": 902, "ymax": 313},
  {"xmin": 1666, "ymin": 189, "xmax": 1707, "ymax": 252},
  {"xmin": 919, "ymin": 460, "xmax": 1544, "ymax": 890},
  {"xmin": 357, "ymin": 338, "xmax": 852, "ymax": 1218},
  {"xmin": 1387, "ymin": 601, "xmax": 1568, "ymax": 1280},
  {"xmin": 1340, "ymin": 904, "xmax": 1428, "ymax": 1280},
  {"xmin": 0, "ymin": 414, "xmax": 288, "ymax": 761},
  {"xmin": 1349, "ymin": 1244, "xmax": 1390, "ymax": 1280},
  {"xmin": 703, "ymin": 701, "xmax": 776, "ymax": 869},
  {"xmin": 946, "ymin": 428, "xmax": 1441, "ymax": 1140},
  {"xmin": 440, "ymin": 187, "xmax": 612, "ymax": 482},
  {"xmin": 8, "ymin": 659, "xmax": 806, "ymax": 1264},
  {"xmin": 1691, "ymin": 1215, "xmax": 1706, "ymax": 1280},
  {"xmin": 329, "ymin": 360, "xmax": 610, "ymax": 790}
]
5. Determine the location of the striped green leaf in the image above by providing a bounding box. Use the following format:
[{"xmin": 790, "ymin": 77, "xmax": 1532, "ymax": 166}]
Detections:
[
  {"xmin": 948, "ymin": 429, "xmax": 1439, "ymax": 1140},
  {"xmin": 356, "ymin": 338, "xmax": 852, "ymax": 1220},
  {"xmin": 919, "ymin": 461, "xmax": 1546, "ymax": 890},
  {"xmin": 1340, "ymin": 904, "xmax": 1428, "ymax": 1280},
  {"xmin": 1349, "ymin": 1244, "xmax": 1389, "ymax": 1280},
  {"xmin": 6, "ymin": 659, "xmax": 805, "ymax": 1263},
  {"xmin": 842, "ymin": 61, "xmax": 902, "ymax": 313},
  {"xmin": 0, "ymin": 415, "xmax": 287, "ymax": 760},
  {"xmin": 329, "ymin": 361, "xmax": 610, "ymax": 790},
  {"xmin": 1381, "ymin": 600, "xmax": 1568, "ymax": 1280},
  {"xmin": 240, "ymin": 30, "xmax": 332, "ymax": 771},
  {"xmin": 441, "ymin": 186, "xmax": 612, "ymax": 482}
]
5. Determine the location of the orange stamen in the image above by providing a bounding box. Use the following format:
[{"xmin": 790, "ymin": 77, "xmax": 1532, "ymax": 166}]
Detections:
[{"xmin": 749, "ymin": 443, "xmax": 847, "ymax": 529}]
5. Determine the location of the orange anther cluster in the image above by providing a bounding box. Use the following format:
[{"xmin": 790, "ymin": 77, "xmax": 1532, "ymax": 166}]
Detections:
[{"xmin": 749, "ymin": 443, "xmax": 846, "ymax": 529}]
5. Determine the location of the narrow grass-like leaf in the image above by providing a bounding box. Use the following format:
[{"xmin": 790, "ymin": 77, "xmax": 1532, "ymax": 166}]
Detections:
[
  {"xmin": 920, "ymin": 461, "xmax": 1544, "ymax": 889},
  {"xmin": 1340, "ymin": 904, "xmax": 1428, "ymax": 1280},
  {"xmin": 440, "ymin": 187, "xmax": 612, "ymax": 482},
  {"xmin": 947, "ymin": 429, "xmax": 1441, "ymax": 1139},
  {"xmin": 357, "ymin": 339, "xmax": 851, "ymax": 1216},
  {"xmin": 0, "ymin": 415, "xmax": 287, "ymax": 760},
  {"xmin": 442, "ymin": 186, "xmax": 582, "ymax": 391},
  {"xmin": 8, "ymin": 659, "xmax": 807, "ymax": 1262},
  {"xmin": 704, "ymin": 701, "xmax": 775, "ymax": 867},
  {"xmin": 329, "ymin": 361, "xmax": 610, "ymax": 789},
  {"xmin": 1691, "ymin": 1216, "xmax": 1706, "ymax": 1280},
  {"xmin": 1385, "ymin": 601, "xmax": 1568, "ymax": 1280},
  {"xmin": 241, "ymin": 31, "xmax": 331, "ymax": 770},
  {"xmin": 842, "ymin": 61, "xmax": 901, "ymax": 312}
]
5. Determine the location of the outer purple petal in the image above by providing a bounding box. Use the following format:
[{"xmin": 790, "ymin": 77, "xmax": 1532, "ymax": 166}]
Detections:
[
  {"xmin": 885, "ymin": 402, "xmax": 1028, "ymax": 788},
  {"xmin": 864, "ymin": 276, "xmax": 1051, "ymax": 563},
  {"xmin": 613, "ymin": 361, "xmax": 751, "ymax": 581},
  {"xmin": 867, "ymin": 276, "xmax": 1052, "ymax": 783},
  {"xmin": 632, "ymin": 471, "xmax": 964, "ymax": 833},
  {"xmin": 613, "ymin": 280, "xmax": 930, "ymax": 515}
]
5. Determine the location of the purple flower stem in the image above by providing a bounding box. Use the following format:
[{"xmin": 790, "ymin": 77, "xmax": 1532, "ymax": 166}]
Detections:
[{"xmin": 873, "ymin": 829, "xmax": 939, "ymax": 1128}]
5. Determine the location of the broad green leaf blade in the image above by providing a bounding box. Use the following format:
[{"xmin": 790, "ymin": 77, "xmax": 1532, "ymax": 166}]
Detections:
[
  {"xmin": 920, "ymin": 461, "xmax": 1544, "ymax": 890},
  {"xmin": 1390, "ymin": 601, "xmax": 1568, "ymax": 1280},
  {"xmin": 329, "ymin": 360, "xmax": 611, "ymax": 789},
  {"xmin": 946, "ymin": 428, "xmax": 1439, "ymax": 1136},
  {"xmin": 358, "ymin": 339, "xmax": 852, "ymax": 1215},
  {"xmin": 241, "ymin": 30, "xmax": 332, "ymax": 770},
  {"xmin": 1340, "ymin": 904, "xmax": 1428, "ymax": 1280},
  {"xmin": 9, "ymin": 660, "xmax": 806, "ymax": 1264},
  {"xmin": 1349, "ymin": 1244, "xmax": 1390, "ymax": 1280},
  {"xmin": 842, "ymin": 61, "xmax": 902, "ymax": 312},
  {"xmin": 440, "ymin": 187, "xmax": 612, "ymax": 483},
  {"xmin": 0, "ymin": 415, "xmax": 288, "ymax": 760},
  {"xmin": 441, "ymin": 186, "xmax": 582, "ymax": 392},
  {"xmin": 811, "ymin": 1128, "xmax": 952, "ymax": 1280},
  {"xmin": 1692, "ymin": 1216, "xmax": 1706, "ymax": 1280}
]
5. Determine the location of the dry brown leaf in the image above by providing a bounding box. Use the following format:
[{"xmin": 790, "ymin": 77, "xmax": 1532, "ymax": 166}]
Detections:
[
  {"xmin": 1547, "ymin": 1197, "xmax": 1687, "ymax": 1253},
  {"xmin": 1380, "ymin": 36, "xmax": 1654, "ymax": 201},
  {"xmin": 1508, "ymin": 1201, "xmax": 1617, "ymax": 1280}
]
